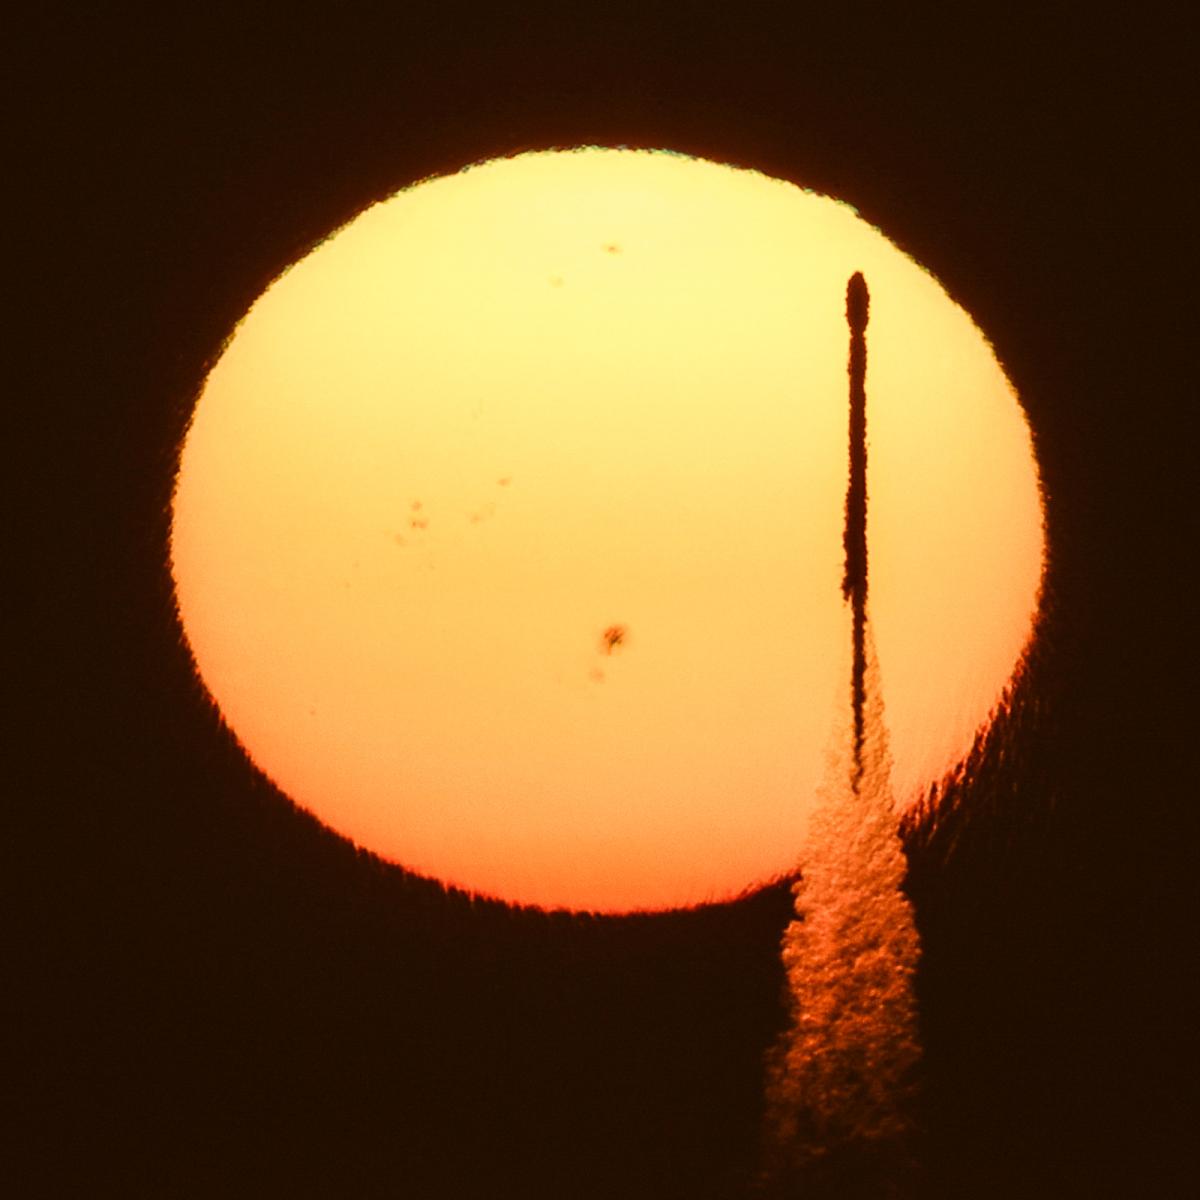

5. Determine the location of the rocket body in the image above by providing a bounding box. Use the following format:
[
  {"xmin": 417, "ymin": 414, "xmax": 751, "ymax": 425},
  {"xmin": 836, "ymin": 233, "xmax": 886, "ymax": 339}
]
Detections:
[{"xmin": 843, "ymin": 272, "xmax": 870, "ymax": 782}]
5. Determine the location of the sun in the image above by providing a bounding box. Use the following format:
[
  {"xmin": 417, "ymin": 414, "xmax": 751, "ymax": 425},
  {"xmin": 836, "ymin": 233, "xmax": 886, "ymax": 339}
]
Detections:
[{"xmin": 170, "ymin": 147, "xmax": 1044, "ymax": 912}]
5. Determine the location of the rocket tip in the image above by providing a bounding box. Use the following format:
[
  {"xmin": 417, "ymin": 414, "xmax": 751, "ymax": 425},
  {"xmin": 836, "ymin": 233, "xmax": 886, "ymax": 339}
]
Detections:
[{"xmin": 846, "ymin": 272, "xmax": 869, "ymax": 333}]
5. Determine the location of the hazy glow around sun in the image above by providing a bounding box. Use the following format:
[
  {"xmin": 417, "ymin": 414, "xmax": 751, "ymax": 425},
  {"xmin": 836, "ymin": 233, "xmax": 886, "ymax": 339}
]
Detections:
[{"xmin": 170, "ymin": 147, "xmax": 1044, "ymax": 912}]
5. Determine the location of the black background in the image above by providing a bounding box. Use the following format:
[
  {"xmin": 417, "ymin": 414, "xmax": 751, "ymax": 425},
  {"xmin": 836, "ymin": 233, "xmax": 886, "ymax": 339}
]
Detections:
[{"xmin": 11, "ymin": 7, "xmax": 1193, "ymax": 1197}]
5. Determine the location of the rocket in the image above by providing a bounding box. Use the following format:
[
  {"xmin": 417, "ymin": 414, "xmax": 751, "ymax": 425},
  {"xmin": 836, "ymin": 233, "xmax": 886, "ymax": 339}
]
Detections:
[
  {"xmin": 843, "ymin": 271, "xmax": 870, "ymax": 783},
  {"xmin": 843, "ymin": 271, "xmax": 869, "ymax": 607}
]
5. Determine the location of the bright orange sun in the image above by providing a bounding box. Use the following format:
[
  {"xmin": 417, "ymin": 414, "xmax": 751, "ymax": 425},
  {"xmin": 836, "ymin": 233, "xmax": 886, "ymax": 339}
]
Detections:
[{"xmin": 170, "ymin": 147, "xmax": 1044, "ymax": 912}]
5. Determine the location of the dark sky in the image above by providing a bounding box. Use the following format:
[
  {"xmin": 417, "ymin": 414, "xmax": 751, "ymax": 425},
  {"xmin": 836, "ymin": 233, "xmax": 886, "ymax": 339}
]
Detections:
[{"xmin": 12, "ymin": 8, "xmax": 1193, "ymax": 1198}]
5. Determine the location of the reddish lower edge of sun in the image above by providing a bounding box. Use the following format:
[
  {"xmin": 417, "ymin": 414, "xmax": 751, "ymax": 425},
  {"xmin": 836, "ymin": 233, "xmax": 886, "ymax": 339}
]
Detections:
[{"xmin": 170, "ymin": 148, "xmax": 1045, "ymax": 913}]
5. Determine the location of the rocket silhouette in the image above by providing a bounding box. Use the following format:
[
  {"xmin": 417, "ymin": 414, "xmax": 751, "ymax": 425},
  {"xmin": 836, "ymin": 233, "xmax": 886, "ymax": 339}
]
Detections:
[{"xmin": 843, "ymin": 271, "xmax": 870, "ymax": 783}]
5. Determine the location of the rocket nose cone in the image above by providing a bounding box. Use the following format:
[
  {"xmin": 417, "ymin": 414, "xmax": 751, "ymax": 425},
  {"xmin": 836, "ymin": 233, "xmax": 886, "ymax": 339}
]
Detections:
[{"xmin": 846, "ymin": 271, "xmax": 870, "ymax": 333}]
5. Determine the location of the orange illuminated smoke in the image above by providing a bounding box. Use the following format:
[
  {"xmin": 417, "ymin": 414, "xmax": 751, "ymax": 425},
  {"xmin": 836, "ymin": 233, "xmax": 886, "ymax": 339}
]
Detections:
[{"xmin": 170, "ymin": 147, "xmax": 1045, "ymax": 912}]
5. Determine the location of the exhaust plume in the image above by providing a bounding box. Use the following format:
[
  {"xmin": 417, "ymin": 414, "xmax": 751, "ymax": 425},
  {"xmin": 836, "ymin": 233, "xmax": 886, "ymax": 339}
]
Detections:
[{"xmin": 760, "ymin": 634, "xmax": 922, "ymax": 1194}]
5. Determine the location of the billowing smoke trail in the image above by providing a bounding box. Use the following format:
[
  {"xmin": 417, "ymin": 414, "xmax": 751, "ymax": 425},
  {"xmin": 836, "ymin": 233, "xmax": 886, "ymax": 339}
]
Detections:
[
  {"xmin": 758, "ymin": 273, "xmax": 922, "ymax": 1193},
  {"xmin": 760, "ymin": 635, "xmax": 922, "ymax": 1194}
]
